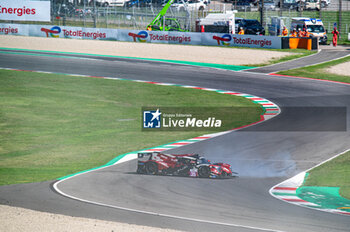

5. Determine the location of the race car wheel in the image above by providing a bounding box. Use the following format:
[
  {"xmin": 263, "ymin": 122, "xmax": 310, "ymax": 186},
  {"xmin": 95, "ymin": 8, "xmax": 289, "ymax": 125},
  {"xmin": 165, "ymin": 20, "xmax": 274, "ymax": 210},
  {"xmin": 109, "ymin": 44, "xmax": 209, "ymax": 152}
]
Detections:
[
  {"xmin": 136, "ymin": 166, "xmax": 144, "ymax": 174},
  {"xmin": 198, "ymin": 166, "xmax": 210, "ymax": 178},
  {"xmin": 221, "ymin": 172, "xmax": 228, "ymax": 178},
  {"xmin": 145, "ymin": 162, "xmax": 158, "ymax": 175},
  {"xmin": 221, "ymin": 172, "xmax": 232, "ymax": 178}
]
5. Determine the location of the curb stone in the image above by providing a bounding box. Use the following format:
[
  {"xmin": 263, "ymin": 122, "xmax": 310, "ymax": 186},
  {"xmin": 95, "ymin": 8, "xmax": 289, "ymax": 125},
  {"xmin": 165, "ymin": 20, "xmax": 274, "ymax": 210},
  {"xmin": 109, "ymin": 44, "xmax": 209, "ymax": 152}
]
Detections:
[{"xmin": 270, "ymin": 172, "xmax": 350, "ymax": 216}]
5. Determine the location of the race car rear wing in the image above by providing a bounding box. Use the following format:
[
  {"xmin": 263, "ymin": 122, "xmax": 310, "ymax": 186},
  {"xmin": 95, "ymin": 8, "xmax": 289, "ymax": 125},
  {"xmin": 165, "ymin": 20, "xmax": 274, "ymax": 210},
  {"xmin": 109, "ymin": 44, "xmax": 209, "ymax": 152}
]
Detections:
[{"xmin": 137, "ymin": 152, "xmax": 156, "ymax": 161}]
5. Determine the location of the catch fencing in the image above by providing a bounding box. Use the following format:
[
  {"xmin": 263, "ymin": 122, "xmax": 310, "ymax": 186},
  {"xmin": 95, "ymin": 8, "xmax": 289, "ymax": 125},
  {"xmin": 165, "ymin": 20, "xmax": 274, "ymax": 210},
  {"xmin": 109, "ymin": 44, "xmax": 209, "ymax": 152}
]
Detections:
[
  {"xmin": 1, "ymin": 0, "xmax": 349, "ymax": 40},
  {"xmin": 0, "ymin": 23, "xmax": 283, "ymax": 49}
]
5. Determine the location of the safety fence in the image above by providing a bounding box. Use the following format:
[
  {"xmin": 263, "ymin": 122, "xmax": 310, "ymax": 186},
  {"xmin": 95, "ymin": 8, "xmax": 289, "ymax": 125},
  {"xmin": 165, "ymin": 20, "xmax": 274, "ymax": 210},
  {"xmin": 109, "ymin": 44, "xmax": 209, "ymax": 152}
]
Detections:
[
  {"xmin": 1, "ymin": 0, "xmax": 349, "ymax": 40},
  {"xmin": 0, "ymin": 23, "xmax": 284, "ymax": 49}
]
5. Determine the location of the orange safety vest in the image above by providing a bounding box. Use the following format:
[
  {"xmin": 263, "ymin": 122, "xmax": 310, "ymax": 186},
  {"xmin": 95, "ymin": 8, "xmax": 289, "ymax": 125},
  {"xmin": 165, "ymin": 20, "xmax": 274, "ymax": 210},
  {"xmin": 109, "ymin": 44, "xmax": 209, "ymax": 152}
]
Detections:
[
  {"xmin": 290, "ymin": 31, "xmax": 297, "ymax": 37},
  {"xmin": 282, "ymin": 28, "xmax": 288, "ymax": 36},
  {"xmin": 238, "ymin": 29, "xmax": 244, "ymax": 35},
  {"xmin": 303, "ymin": 31, "xmax": 310, "ymax": 37}
]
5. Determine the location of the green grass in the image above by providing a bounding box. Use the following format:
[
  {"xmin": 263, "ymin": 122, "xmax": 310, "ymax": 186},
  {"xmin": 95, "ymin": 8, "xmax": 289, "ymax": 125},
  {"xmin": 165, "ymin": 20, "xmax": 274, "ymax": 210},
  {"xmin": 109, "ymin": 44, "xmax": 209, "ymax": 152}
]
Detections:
[
  {"xmin": 243, "ymin": 49, "xmax": 316, "ymax": 67},
  {"xmin": 277, "ymin": 55, "xmax": 350, "ymax": 83},
  {"xmin": 0, "ymin": 69, "xmax": 263, "ymax": 185},
  {"xmin": 338, "ymin": 40, "xmax": 350, "ymax": 45},
  {"xmin": 303, "ymin": 151, "xmax": 350, "ymax": 199}
]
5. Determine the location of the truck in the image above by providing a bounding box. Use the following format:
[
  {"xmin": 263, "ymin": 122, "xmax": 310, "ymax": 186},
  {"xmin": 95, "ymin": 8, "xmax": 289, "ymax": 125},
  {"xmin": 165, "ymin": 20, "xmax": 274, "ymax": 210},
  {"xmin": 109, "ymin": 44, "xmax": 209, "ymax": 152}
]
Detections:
[
  {"xmin": 197, "ymin": 11, "xmax": 236, "ymax": 34},
  {"xmin": 291, "ymin": 17, "xmax": 327, "ymax": 44},
  {"xmin": 147, "ymin": 0, "xmax": 188, "ymax": 31}
]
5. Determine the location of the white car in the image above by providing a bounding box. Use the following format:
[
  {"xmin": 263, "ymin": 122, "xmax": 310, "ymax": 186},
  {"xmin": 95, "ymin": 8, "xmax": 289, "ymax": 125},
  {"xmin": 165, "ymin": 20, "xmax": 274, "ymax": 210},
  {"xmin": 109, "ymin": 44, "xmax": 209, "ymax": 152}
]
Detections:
[
  {"xmin": 95, "ymin": 0, "xmax": 129, "ymax": 7},
  {"xmin": 320, "ymin": 0, "xmax": 330, "ymax": 7},
  {"xmin": 304, "ymin": 0, "xmax": 320, "ymax": 10},
  {"xmin": 171, "ymin": 0, "xmax": 208, "ymax": 11}
]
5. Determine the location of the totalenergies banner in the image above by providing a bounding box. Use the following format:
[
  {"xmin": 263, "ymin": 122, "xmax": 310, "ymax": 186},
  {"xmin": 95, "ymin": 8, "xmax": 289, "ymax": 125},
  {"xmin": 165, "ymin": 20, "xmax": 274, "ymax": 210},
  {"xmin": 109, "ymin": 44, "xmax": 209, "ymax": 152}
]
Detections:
[
  {"xmin": 119, "ymin": 29, "xmax": 202, "ymax": 45},
  {"xmin": 0, "ymin": 24, "xmax": 118, "ymax": 40},
  {"xmin": 206, "ymin": 33, "xmax": 281, "ymax": 49},
  {"xmin": 0, "ymin": 23, "xmax": 282, "ymax": 49},
  {"xmin": 39, "ymin": 25, "xmax": 117, "ymax": 40},
  {"xmin": 0, "ymin": 0, "xmax": 50, "ymax": 22}
]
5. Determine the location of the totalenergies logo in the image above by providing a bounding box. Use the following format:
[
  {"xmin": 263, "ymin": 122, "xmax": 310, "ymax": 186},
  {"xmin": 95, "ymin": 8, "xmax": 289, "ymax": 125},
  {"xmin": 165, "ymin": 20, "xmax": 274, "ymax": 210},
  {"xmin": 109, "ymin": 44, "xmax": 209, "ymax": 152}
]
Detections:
[
  {"xmin": 128, "ymin": 31, "xmax": 148, "ymax": 42},
  {"xmin": 41, "ymin": 26, "xmax": 61, "ymax": 38},
  {"xmin": 213, "ymin": 34, "xmax": 232, "ymax": 46}
]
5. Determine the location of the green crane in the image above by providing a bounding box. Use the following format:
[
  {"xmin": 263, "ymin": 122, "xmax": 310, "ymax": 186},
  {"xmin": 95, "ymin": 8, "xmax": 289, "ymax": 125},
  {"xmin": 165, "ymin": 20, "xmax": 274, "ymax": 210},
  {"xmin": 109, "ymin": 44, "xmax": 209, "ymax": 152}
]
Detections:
[{"xmin": 147, "ymin": 0, "xmax": 188, "ymax": 32}]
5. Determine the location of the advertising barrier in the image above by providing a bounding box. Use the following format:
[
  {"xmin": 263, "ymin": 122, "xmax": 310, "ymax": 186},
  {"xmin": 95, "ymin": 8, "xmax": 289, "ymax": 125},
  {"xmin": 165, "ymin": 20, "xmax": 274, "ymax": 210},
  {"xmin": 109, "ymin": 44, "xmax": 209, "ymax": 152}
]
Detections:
[
  {"xmin": 208, "ymin": 33, "xmax": 281, "ymax": 49},
  {"xmin": 0, "ymin": 0, "xmax": 50, "ymax": 22},
  {"xmin": 0, "ymin": 23, "xmax": 284, "ymax": 49},
  {"xmin": 282, "ymin": 37, "xmax": 318, "ymax": 50},
  {"xmin": 40, "ymin": 25, "xmax": 118, "ymax": 41},
  {"xmin": 0, "ymin": 24, "xmax": 118, "ymax": 40},
  {"xmin": 120, "ymin": 30, "xmax": 201, "ymax": 45}
]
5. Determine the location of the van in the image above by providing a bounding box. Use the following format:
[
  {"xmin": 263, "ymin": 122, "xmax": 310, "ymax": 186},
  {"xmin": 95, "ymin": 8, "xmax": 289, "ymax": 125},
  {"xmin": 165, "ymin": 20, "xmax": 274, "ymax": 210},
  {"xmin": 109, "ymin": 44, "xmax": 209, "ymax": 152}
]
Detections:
[{"xmin": 291, "ymin": 17, "xmax": 327, "ymax": 44}]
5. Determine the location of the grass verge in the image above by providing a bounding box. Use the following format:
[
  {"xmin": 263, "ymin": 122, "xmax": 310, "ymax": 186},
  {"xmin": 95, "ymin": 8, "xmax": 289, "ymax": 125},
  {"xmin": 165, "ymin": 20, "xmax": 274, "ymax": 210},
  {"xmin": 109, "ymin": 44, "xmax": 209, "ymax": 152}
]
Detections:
[
  {"xmin": 277, "ymin": 55, "xmax": 350, "ymax": 83},
  {"xmin": 303, "ymin": 151, "xmax": 350, "ymax": 199},
  {"xmin": 0, "ymin": 69, "xmax": 263, "ymax": 185},
  {"xmin": 243, "ymin": 49, "xmax": 316, "ymax": 67}
]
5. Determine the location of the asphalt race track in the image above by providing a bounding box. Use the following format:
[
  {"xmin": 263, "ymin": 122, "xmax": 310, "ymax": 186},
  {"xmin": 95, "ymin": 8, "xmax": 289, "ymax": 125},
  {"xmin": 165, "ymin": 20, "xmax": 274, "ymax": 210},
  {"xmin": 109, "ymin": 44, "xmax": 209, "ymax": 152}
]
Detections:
[
  {"xmin": 246, "ymin": 48, "xmax": 349, "ymax": 73},
  {"xmin": 0, "ymin": 49, "xmax": 350, "ymax": 232}
]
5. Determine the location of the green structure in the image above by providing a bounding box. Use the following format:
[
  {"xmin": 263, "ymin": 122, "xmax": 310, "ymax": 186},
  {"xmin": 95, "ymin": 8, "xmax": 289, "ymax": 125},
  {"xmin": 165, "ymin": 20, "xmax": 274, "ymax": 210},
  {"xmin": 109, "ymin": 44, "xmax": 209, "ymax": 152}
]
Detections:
[{"xmin": 147, "ymin": 0, "xmax": 188, "ymax": 32}]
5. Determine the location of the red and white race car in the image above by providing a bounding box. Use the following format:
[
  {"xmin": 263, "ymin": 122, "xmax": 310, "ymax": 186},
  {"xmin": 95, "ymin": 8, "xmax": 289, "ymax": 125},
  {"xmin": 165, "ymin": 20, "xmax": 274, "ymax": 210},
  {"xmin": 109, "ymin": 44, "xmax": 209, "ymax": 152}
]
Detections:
[{"xmin": 137, "ymin": 152, "xmax": 237, "ymax": 178}]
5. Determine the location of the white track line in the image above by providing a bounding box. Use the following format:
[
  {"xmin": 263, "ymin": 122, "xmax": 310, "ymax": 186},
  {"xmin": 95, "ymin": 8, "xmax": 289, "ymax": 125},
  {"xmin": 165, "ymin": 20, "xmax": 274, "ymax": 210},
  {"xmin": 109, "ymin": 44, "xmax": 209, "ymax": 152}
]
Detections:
[{"xmin": 53, "ymin": 179, "xmax": 284, "ymax": 232}]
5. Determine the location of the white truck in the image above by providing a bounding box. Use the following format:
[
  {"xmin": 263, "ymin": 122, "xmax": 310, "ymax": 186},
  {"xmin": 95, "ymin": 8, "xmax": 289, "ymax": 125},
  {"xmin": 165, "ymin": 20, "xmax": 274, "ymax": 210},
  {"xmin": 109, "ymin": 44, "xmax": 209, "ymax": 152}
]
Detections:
[{"xmin": 198, "ymin": 11, "xmax": 236, "ymax": 34}]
